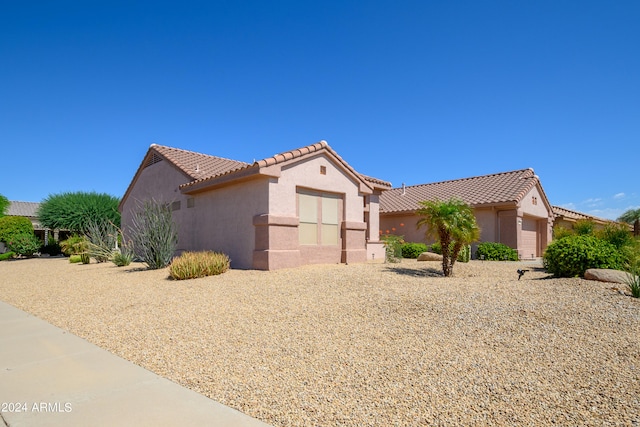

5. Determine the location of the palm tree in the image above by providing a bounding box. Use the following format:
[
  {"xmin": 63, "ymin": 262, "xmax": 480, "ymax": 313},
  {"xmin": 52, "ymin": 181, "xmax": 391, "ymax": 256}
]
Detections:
[
  {"xmin": 618, "ymin": 208, "xmax": 640, "ymax": 237},
  {"xmin": 416, "ymin": 198, "xmax": 480, "ymax": 277}
]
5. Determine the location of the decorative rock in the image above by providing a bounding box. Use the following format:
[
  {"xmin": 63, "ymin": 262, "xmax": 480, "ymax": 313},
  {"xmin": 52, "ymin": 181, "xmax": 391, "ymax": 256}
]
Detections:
[
  {"xmin": 417, "ymin": 252, "xmax": 443, "ymax": 261},
  {"xmin": 584, "ymin": 268, "xmax": 629, "ymax": 284}
]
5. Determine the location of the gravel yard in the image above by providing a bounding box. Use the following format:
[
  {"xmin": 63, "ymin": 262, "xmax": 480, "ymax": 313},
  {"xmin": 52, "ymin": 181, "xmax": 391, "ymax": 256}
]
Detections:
[{"xmin": 1, "ymin": 257, "xmax": 639, "ymax": 426}]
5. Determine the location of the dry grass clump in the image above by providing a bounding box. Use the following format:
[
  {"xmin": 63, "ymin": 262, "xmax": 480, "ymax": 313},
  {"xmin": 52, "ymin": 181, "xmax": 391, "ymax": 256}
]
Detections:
[{"xmin": 168, "ymin": 251, "xmax": 230, "ymax": 280}]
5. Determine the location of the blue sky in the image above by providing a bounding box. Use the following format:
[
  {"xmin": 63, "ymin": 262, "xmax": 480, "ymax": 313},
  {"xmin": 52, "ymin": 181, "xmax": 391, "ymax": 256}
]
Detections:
[{"xmin": 1, "ymin": 1, "xmax": 638, "ymax": 220}]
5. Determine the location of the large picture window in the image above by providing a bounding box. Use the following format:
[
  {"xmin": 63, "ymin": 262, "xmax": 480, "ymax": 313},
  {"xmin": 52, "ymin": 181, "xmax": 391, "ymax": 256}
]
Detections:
[{"xmin": 298, "ymin": 190, "xmax": 341, "ymax": 245}]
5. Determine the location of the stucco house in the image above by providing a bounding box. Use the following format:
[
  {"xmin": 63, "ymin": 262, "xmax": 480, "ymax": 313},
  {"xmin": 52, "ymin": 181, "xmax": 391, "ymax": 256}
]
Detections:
[
  {"xmin": 551, "ymin": 205, "xmax": 621, "ymax": 233},
  {"xmin": 379, "ymin": 168, "xmax": 554, "ymax": 260},
  {"xmin": 119, "ymin": 141, "xmax": 391, "ymax": 270}
]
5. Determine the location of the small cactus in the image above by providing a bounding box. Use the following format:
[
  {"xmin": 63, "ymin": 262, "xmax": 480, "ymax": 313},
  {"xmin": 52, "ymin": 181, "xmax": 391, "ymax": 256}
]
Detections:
[{"xmin": 80, "ymin": 253, "xmax": 90, "ymax": 264}]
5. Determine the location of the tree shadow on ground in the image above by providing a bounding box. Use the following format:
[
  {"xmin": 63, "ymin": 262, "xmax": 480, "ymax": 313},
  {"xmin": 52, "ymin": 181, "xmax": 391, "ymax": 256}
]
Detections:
[{"xmin": 384, "ymin": 265, "xmax": 444, "ymax": 278}]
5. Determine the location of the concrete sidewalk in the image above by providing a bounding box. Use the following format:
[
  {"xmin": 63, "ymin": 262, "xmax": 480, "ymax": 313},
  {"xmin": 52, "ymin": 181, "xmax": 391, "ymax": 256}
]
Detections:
[{"xmin": 0, "ymin": 301, "xmax": 271, "ymax": 427}]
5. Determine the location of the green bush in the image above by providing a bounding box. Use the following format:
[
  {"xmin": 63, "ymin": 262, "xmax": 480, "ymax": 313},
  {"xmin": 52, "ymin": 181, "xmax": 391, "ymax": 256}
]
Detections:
[
  {"xmin": 0, "ymin": 216, "xmax": 34, "ymax": 243},
  {"xmin": 381, "ymin": 234, "xmax": 404, "ymax": 263},
  {"xmin": 543, "ymin": 235, "xmax": 623, "ymax": 278},
  {"xmin": 0, "ymin": 251, "xmax": 15, "ymax": 261},
  {"xmin": 430, "ymin": 242, "xmax": 471, "ymax": 262},
  {"xmin": 81, "ymin": 253, "xmax": 90, "ymax": 264},
  {"xmin": 401, "ymin": 242, "xmax": 428, "ymax": 259},
  {"xmin": 475, "ymin": 242, "xmax": 518, "ymax": 261},
  {"xmin": 69, "ymin": 254, "xmax": 82, "ymax": 263},
  {"xmin": 6, "ymin": 233, "xmax": 41, "ymax": 256},
  {"xmin": 169, "ymin": 251, "xmax": 230, "ymax": 280}
]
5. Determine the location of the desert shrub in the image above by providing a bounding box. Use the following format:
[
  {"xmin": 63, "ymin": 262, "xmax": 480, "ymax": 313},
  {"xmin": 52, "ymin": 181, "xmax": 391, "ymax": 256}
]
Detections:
[
  {"xmin": 112, "ymin": 247, "xmax": 133, "ymax": 267},
  {"xmin": 543, "ymin": 235, "xmax": 623, "ymax": 278},
  {"xmin": 60, "ymin": 235, "xmax": 88, "ymax": 256},
  {"xmin": 40, "ymin": 240, "xmax": 62, "ymax": 256},
  {"xmin": 401, "ymin": 242, "xmax": 428, "ymax": 259},
  {"xmin": 553, "ymin": 226, "xmax": 574, "ymax": 240},
  {"xmin": 128, "ymin": 199, "xmax": 178, "ymax": 269},
  {"xmin": 431, "ymin": 242, "xmax": 472, "ymax": 262},
  {"xmin": 0, "ymin": 216, "xmax": 34, "ymax": 243},
  {"xmin": 69, "ymin": 254, "xmax": 82, "ymax": 263},
  {"xmin": 169, "ymin": 251, "xmax": 230, "ymax": 280},
  {"xmin": 80, "ymin": 253, "xmax": 90, "ymax": 264},
  {"xmin": 625, "ymin": 261, "xmax": 640, "ymax": 298},
  {"xmin": 6, "ymin": 233, "xmax": 41, "ymax": 256},
  {"xmin": 596, "ymin": 222, "xmax": 634, "ymax": 251},
  {"xmin": 475, "ymin": 242, "xmax": 518, "ymax": 261},
  {"xmin": 85, "ymin": 219, "xmax": 119, "ymax": 263},
  {"xmin": 0, "ymin": 251, "xmax": 15, "ymax": 261},
  {"xmin": 573, "ymin": 219, "xmax": 596, "ymax": 236},
  {"xmin": 458, "ymin": 244, "xmax": 471, "ymax": 263},
  {"xmin": 381, "ymin": 234, "xmax": 404, "ymax": 263}
]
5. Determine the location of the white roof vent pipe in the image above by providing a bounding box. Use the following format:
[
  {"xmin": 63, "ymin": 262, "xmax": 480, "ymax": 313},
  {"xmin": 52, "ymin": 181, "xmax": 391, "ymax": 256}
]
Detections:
[{"xmin": 402, "ymin": 183, "xmax": 406, "ymax": 195}]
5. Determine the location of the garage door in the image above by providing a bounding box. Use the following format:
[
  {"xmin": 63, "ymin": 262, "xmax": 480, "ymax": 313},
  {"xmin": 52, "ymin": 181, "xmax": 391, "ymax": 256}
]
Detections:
[{"xmin": 521, "ymin": 218, "xmax": 538, "ymax": 259}]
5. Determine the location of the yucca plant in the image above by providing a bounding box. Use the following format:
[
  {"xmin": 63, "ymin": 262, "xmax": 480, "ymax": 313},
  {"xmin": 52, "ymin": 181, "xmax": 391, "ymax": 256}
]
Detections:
[{"xmin": 169, "ymin": 251, "xmax": 230, "ymax": 280}]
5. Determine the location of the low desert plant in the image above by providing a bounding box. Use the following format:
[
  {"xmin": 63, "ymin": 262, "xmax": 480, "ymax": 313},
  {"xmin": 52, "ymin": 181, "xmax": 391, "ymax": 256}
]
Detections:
[
  {"xmin": 80, "ymin": 253, "xmax": 90, "ymax": 264},
  {"xmin": 475, "ymin": 242, "xmax": 518, "ymax": 261},
  {"xmin": 625, "ymin": 268, "xmax": 640, "ymax": 298},
  {"xmin": 0, "ymin": 251, "xmax": 15, "ymax": 261},
  {"xmin": 112, "ymin": 247, "xmax": 133, "ymax": 267},
  {"xmin": 169, "ymin": 251, "xmax": 230, "ymax": 280},
  {"xmin": 401, "ymin": 242, "xmax": 428, "ymax": 259},
  {"xmin": 381, "ymin": 234, "xmax": 404, "ymax": 263}
]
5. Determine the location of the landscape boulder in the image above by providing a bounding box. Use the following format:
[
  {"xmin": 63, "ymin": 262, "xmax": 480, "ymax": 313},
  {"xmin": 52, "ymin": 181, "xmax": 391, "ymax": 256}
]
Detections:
[
  {"xmin": 417, "ymin": 252, "xmax": 443, "ymax": 262},
  {"xmin": 583, "ymin": 269, "xmax": 629, "ymax": 284}
]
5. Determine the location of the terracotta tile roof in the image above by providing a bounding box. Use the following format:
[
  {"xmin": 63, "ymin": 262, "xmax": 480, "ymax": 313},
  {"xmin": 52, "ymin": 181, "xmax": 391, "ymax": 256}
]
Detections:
[
  {"xmin": 380, "ymin": 168, "xmax": 540, "ymax": 214},
  {"xmin": 150, "ymin": 144, "xmax": 249, "ymax": 180},
  {"xmin": 7, "ymin": 201, "xmax": 40, "ymax": 218},
  {"xmin": 179, "ymin": 141, "xmax": 389, "ymax": 192},
  {"xmin": 552, "ymin": 205, "xmax": 613, "ymax": 224}
]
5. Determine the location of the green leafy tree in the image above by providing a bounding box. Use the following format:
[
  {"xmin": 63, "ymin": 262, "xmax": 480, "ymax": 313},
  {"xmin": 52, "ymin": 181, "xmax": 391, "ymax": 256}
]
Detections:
[
  {"xmin": 416, "ymin": 198, "xmax": 480, "ymax": 277},
  {"xmin": 618, "ymin": 208, "xmax": 640, "ymax": 236},
  {"xmin": 0, "ymin": 194, "xmax": 9, "ymax": 217},
  {"xmin": 37, "ymin": 192, "xmax": 120, "ymax": 233}
]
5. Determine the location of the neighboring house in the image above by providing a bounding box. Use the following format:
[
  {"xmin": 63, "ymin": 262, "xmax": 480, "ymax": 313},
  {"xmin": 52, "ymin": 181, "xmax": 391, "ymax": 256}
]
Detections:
[
  {"xmin": 379, "ymin": 168, "xmax": 554, "ymax": 259},
  {"xmin": 119, "ymin": 141, "xmax": 391, "ymax": 270},
  {"xmin": 552, "ymin": 206, "xmax": 624, "ymax": 233},
  {"xmin": 4, "ymin": 201, "xmax": 71, "ymax": 245}
]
